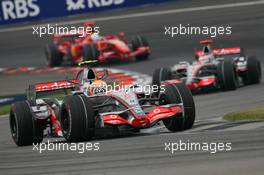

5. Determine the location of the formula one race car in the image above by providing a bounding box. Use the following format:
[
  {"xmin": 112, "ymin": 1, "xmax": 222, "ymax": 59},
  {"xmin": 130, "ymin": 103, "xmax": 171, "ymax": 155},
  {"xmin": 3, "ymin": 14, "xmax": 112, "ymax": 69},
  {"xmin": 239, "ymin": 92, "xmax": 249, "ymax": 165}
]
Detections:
[
  {"xmin": 45, "ymin": 22, "xmax": 150, "ymax": 67},
  {"xmin": 10, "ymin": 61, "xmax": 195, "ymax": 146},
  {"xmin": 153, "ymin": 40, "xmax": 262, "ymax": 93}
]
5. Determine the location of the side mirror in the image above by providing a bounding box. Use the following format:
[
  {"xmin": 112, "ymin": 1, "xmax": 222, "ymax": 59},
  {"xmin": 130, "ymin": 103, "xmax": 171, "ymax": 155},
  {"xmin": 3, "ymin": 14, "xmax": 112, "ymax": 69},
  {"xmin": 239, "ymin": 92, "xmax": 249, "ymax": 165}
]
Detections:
[{"xmin": 26, "ymin": 85, "xmax": 37, "ymax": 106}]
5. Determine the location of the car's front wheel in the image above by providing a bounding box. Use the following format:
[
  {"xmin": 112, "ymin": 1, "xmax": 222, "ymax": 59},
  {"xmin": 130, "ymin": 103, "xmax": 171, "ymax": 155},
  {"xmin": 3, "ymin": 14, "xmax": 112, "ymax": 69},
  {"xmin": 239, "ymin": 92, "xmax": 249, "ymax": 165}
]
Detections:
[
  {"xmin": 217, "ymin": 59, "xmax": 238, "ymax": 91},
  {"xmin": 160, "ymin": 83, "xmax": 195, "ymax": 131},
  {"xmin": 60, "ymin": 95, "xmax": 95, "ymax": 142},
  {"xmin": 152, "ymin": 67, "xmax": 172, "ymax": 93},
  {"xmin": 243, "ymin": 56, "xmax": 262, "ymax": 85}
]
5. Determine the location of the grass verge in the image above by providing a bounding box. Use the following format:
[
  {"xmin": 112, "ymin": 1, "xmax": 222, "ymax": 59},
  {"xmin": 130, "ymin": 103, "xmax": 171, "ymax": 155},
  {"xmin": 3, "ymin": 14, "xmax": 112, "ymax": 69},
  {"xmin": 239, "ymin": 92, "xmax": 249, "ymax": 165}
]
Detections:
[
  {"xmin": 0, "ymin": 105, "xmax": 10, "ymax": 116},
  {"xmin": 223, "ymin": 107, "xmax": 264, "ymax": 121}
]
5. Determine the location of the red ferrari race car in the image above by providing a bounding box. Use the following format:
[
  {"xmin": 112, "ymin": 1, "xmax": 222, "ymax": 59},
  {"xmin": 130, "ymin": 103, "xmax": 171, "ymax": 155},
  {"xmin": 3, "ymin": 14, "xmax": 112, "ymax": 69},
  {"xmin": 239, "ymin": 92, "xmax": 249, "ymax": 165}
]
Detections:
[
  {"xmin": 9, "ymin": 61, "xmax": 195, "ymax": 146},
  {"xmin": 153, "ymin": 40, "xmax": 262, "ymax": 93},
  {"xmin": 45, "ymin": 22, "xmax": 150, "ymax": 67}
]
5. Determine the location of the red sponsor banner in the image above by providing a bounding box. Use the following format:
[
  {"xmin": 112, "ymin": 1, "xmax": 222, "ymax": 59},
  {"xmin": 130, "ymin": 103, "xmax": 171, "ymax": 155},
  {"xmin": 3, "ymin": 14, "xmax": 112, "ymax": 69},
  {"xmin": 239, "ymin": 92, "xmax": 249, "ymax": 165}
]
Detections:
[
  {"xmin": 34, "ymin": 80, "xmax": 77, "ymax": 92},
  {"xmin": 196, "ymin": 47, "xmax": 241, "ymax": 56}
]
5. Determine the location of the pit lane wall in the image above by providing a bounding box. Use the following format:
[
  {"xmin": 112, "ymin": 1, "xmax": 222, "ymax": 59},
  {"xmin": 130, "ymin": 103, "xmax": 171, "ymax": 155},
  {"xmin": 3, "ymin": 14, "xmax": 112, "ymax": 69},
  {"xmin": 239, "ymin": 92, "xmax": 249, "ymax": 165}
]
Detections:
[{"xmin": 0, "ymin": 0, "xmax": 177, "ymax": 25}]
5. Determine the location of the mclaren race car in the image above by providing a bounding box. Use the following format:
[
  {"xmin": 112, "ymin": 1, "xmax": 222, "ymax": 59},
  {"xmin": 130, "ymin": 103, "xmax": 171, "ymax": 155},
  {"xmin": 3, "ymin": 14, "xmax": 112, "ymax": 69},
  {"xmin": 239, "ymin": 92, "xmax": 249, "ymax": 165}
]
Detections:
[
  {"xmin": 45, "ymin": 22, "xmax": 150, "ymax": 67},
  {"xmin": 153, "ymin": 40, "xmax": 262, "ymax": 93},
  {"xmin": 10, "ymin": 61, "xmax": 195, "ymax": 146}
]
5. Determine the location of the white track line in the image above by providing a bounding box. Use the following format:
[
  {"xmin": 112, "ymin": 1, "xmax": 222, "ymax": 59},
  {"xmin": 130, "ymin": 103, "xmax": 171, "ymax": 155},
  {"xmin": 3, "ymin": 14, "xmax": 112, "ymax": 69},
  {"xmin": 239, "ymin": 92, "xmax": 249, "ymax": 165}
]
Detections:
[
  {"xmin": 1, "ymin": 0, "xmax": 264, "ymax": 33},
  {"xmin": 188, "ymin": 123, "xmax": 222, "ymax": 132},
  {"xmin": 222, "ymin": 122, "xmax": 264, "ymax": 131}
]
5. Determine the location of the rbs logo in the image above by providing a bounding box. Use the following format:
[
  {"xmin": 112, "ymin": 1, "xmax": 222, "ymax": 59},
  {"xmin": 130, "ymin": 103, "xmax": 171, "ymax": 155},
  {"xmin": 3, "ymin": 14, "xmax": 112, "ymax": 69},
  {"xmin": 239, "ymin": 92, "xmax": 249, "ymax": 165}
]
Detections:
[
  {"xmin": 66, "ymin": 0, "xmax": 125, "ymax": 11},
  {"xmin": 1, "ymin": 0, "xmax": 40, "ymax": 20}
]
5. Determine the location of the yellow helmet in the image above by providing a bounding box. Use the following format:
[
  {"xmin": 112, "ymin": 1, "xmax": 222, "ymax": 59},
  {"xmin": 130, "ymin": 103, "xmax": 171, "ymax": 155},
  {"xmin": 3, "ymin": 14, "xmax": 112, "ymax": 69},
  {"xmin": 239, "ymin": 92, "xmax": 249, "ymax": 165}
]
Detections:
[{"xmin": 89, "ymin": 80, "xmax": 107, "ymax": 95}]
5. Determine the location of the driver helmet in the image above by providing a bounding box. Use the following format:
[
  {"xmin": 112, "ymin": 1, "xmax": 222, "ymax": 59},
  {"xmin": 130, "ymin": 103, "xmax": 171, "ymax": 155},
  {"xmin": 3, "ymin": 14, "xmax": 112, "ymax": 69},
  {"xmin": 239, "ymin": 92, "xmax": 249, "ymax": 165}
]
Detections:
[
  {"xmin": 91, "ymin": 32, "xmax": 102, "ymax": 42},
  {"xmin": 89, "ymin": 79, "xmax": 107, "ymax": 95}
]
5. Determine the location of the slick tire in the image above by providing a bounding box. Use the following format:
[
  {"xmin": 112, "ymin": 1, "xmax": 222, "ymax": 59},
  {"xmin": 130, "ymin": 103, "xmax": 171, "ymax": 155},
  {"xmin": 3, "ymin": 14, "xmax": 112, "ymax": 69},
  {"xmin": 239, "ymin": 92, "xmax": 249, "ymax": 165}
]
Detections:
[
  {"xmin": 45, "ymin": 43, "xmax": 63, "ymax": 67},
  {"xmin": 160, "ymin": 83, "xmax": 195, "ymax": 131},
  {"xmin": 217, "ymin": 59, "xmax": 237, "ymax": 91},
  {"xmin": 9, "ymin": 101, "xmax": 44, "ymax": 146},
  {"xmin": 83, "ymin": 44, "xmax": 100, "ymax": 61},
  {"xmin": 60, "ymin": 95, "xmax": 95, "ymax": 142},
  {"xmin": 131, "ymin": 35, "xmax": 150, "ymax": 60},
  {"xmin": 243, "ymin": 56, "xmax": 262, "ymax": 85},
  {"xmin": 152, "ymin": 67, "xmax": 172, "ymax": 94},
  {"xmin": 152, "ymin": 67, "xmax": 172, "ymax": 87}
]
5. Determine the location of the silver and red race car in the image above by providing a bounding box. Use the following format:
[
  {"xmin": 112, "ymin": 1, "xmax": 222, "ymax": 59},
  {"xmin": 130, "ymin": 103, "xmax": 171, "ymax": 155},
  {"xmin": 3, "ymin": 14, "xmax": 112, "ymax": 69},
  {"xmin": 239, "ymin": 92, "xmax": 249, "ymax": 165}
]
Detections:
[
  {"xmin": 153, "ymin": 40, "xmax": 262, "ymax": 93},
  {"xmin": 10, "ymin": 61, "xmax": 195, "ymax": 146}
]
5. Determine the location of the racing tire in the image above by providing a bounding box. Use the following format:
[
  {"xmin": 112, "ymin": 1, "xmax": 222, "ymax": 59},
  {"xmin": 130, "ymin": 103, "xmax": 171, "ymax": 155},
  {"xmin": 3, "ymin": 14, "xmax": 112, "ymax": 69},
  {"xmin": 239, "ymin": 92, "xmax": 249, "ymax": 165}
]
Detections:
[
  {"xmin": 217, "ymin": 59, "xmax": 237, "ymax": 91},
  {"xmin": 45, "ymin": 43, "xmax": 63, "ymax": 67},
  {"xmin": 152, "ymin": 67, "xmax": 172, "ymax": 89},
  {"xmin": 243, "ymin": 56, "xmax": 261, "ymax": 85},
  {"xmin": 160, "ymin": 83, "xmax": 195, "ymax": 131},
  {"xmin": 9, "ymin": 101, "xmax": 44, "ymax": 146},
  {"xmin": 131, "ymin": 35, "xmax": 150, "ymax": 60},
  {"xmin": 60, "ymin": 95, "xmax": 95, "ymax": 142},
  {"xmin": 83, "ymin": 44, "xmax": 100, "ymax": 61}
]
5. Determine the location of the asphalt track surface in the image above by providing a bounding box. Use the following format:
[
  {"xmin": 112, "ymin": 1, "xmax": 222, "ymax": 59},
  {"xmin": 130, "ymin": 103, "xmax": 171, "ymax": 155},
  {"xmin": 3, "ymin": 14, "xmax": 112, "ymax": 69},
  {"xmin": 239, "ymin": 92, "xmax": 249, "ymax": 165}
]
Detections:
[{"xmin": 1, "ymin": 0, "xmax": 264, "ymax": 174}]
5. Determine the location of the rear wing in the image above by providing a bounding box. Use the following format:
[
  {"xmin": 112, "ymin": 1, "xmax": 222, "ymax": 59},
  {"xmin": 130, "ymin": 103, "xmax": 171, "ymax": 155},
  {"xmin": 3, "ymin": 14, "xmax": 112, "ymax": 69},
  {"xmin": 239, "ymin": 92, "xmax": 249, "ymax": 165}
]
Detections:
[
  {"xmin": 196, "ymin": 47, "xmax": 242, "ymax": 57},
  {"xmin": 26, "ymin": 80, "xmax": 78, "ymax": 102},
  {"xmin": 200, "ymin": 40, "xmax": 213, "ymax": 45},
  {"xmin": 34, "ymin": 80, "xmax": 77, "ymax": 92}
]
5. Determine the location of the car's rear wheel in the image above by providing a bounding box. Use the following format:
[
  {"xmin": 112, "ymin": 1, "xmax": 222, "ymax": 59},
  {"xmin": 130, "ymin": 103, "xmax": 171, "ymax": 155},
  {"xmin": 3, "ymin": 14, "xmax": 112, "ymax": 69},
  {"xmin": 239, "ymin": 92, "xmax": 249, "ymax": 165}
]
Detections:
[
  {"xmin": 9, "ymin": 101, "xmax": 44, "ymax": 146},
  {"xmin": 217, "ymin": 59, "xmax": 238, "ymax": 91},
  {"xmin": 83, "ymin": 44, "xmax": 100, "ymax": 62},
  {"xmin": 160, "ymin": 83, "xmax": 195, "ymax": 131},
  {"xmin": 243, "ymin": 56, "xmax": 261, "ymax": 85},
  {"xmin": 60, "ymin": 95, "xmax": 95, "ymax": 142},
  {"xmin": 45, "ymin": 43, "xmax": 63, "ymax": 67},
  {"xmin": 131, "ymin": 36, "xmax": 150, "ymax": 60}
]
